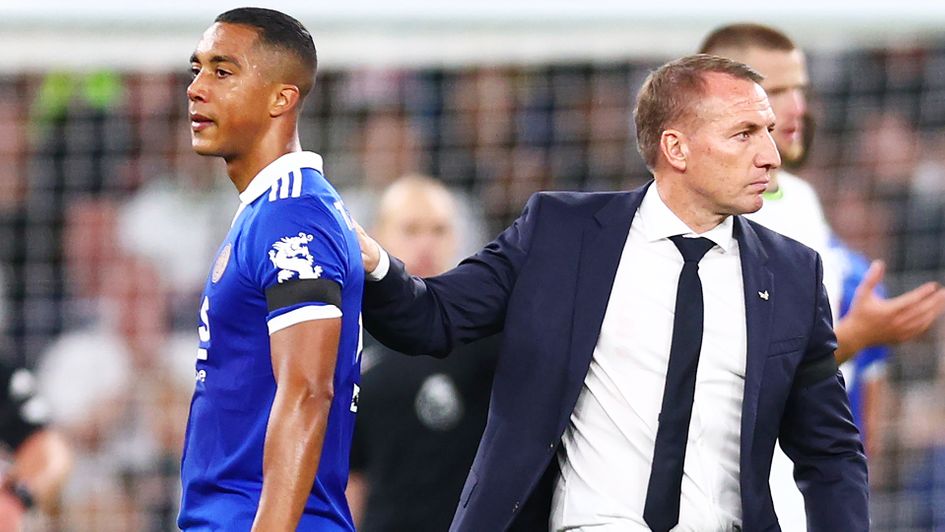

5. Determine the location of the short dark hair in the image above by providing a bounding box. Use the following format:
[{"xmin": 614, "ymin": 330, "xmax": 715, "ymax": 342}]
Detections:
[
  {"xmin": 633, "ymin": 54, "xmax": 764, "ymax": 170},
  {"xmin": 215, "ymin": 7, "xmax": 317, "ymax": 97},
  {"xmin": 699, "ymin": 23, "xmax": 796, "ymax": 55}
]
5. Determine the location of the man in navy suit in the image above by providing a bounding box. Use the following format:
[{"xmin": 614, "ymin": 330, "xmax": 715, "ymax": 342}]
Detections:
[{"xmin": 357, "ymin": 54, "xmax": 868, "ymax": 531}]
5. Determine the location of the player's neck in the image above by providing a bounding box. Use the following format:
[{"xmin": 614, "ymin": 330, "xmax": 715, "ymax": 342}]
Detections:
[
  {"xmin": 225, "ymin": 133, "xmax": 303, "ymax": 193},
  {"xmin": 654, "ymin": 178, "xmax": 727, "ymax": 235}
]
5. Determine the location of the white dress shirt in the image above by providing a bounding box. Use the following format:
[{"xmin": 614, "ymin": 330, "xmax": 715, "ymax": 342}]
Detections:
[{"xmin": 551, "ymin": 184, "xmax": 747, "ymax": 531}]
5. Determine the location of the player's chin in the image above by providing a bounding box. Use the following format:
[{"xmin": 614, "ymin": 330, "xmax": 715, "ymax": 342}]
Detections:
[
  {"xmin": 734, "ymin": 195, "xmax": 764, "ymax": 215},
  {"xmin": 747, "ymin": 195, "xmax": 764, "ymax": 213},
  {"xmin": 191, "ymin": 139, "xmax": 220, "ymax": 157}
]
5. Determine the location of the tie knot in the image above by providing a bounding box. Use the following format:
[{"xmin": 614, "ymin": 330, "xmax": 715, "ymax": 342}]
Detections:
[{"xmin": 669, "ymin": 235, "xmax": 715, "ymax": 263}]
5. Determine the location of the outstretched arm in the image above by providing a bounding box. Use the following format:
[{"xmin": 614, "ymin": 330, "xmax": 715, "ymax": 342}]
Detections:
[
  {"xmin": 834, "ymin": 260, "xmax": 945, "ymax": 363},
  {"xmin": 356, "ymin": 194, "xmax": 541, "ymax": 356}
]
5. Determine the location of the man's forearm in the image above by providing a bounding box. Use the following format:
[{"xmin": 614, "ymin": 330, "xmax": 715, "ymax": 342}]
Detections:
[{"xmin": 252, "ymin": 385, "xmax": 333, "ymax": 531}]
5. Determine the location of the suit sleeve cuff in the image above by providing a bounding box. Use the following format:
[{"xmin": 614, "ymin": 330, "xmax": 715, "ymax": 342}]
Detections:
[{"xmin": 366, "ymin": 247, "xmax": 391, "ymax": 282}]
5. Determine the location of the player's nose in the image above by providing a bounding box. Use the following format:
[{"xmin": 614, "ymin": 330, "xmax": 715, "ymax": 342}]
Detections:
[
  {"xmin": 187, "ymin": 74, "xmax": 207, "ymax": 102},
  {"xmin": 757, "ymin": 131, "xmax": 781, "ymax": 170}
]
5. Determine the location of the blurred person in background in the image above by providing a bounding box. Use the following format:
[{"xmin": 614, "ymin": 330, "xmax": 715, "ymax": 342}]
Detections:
[
  {"xmin": 346, "ymin": 174, "xmax": 498, "ymax": 532},
  {"xmin": 0, "ymin": 359, "xmax": 72, "ymax": 531},
  {"xmin": 37, "ymin": 253, "xmax": 194, "ymax": 531},
  {"xmin": 0, "ymin": 85, "xmax": 25, "ymax": 361},
  {"xmin": 179, "ymin": 8, "xmax": 363, "ymax": 531},
  {"xmin": 848, "ymin": 110, "xmax": 942, "ymax": 282},
  {"xmin": 898, "ymin": 378, "xmax": 945, "ymax": 529},
  {"xmin": 337, "ymin": 106, "xmax": 424, "ymax": 235},
  {"xmin": 700, "ymin": 23, "xmax": 945, "ymax": 530},
  {"xmin": 3, "ymin": 71, "xmax": 128, "ymax": 364},
  {"xmin": 116, "ymin": 105, "xmax": 235, "ymax": 330}
]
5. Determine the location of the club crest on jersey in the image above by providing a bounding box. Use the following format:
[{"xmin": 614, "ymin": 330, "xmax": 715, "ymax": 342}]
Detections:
[
  {"xmin": 211, "ymin": 243, "xmax": 232, "ymax": 283},
  {"xmin": 269, "ymin": 232, "xmax": 323, "ymax": 283}
]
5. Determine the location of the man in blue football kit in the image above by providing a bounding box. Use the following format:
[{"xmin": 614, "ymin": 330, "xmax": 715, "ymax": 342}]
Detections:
[
  {"xmin": 829, "ymin": 238, "xmax": 890, "ymax": 453},
  {"xmin": 178, "ymin": 8, "xmax": 363, "ymax": 531}
]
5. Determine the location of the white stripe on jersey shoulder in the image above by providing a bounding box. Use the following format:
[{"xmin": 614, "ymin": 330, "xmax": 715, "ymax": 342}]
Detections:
[
  {"xmin": 267, "ymin": 304, "xmax": 342, "ymax": 334},
  {"xmin": 267, "ymin": 169, "xmax": 304, "ymax": 202},
  {"xmin": 239, "ymin": 151, "xmax": 324, "ymax": 205}
]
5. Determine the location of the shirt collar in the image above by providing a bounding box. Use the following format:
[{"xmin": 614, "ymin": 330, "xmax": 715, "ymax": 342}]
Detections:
[
  {"xmin": 638, "ymin": 183, "xmax": 735, "ymax": 253},
  {"xmin": 238, "ymin": 151, "xmax": 324, "ymax": 205}
]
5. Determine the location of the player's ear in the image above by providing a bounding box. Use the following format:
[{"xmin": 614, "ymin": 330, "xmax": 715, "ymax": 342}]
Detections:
[
  {"xmin": 270, "ymin": 84, "xmax": 301, "ymax": 118},
  {"xmin": 660, "ymin": 129, "xmax": 688, "ymax": 172}
]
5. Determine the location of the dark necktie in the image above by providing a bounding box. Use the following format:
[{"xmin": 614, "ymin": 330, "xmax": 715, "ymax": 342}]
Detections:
[{"xmin": 643, "ymin": 235, "xmax": 716, "ymax": 532}]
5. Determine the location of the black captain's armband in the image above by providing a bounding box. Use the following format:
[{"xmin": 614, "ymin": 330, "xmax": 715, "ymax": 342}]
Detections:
[
  {"xmin": 794, "ymin": 353, "xmax": 839, "ymax": 388},
  {"xmin": 265, "ymin": 278, "xmax": 342, "ymax": 311}
]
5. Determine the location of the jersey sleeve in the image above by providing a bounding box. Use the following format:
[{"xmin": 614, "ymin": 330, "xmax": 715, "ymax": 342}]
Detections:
[
  {"xmin": 246, "ymin": 197, "xmax": 350, "ymax": 335},
  {"xmin": 0, "ymin": 362, "xmax": 48, "ymax": 450}
]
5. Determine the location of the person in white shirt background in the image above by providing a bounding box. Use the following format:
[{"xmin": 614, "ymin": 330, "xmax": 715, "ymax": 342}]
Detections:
[{"xmin": 700, "ymin": 23, "xmax": 945, "ymax": 531}]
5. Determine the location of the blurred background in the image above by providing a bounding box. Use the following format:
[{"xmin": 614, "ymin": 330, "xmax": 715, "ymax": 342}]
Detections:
[{"xmin": 2, "ymin": 1, "xmax": 945, "ymax": 530}]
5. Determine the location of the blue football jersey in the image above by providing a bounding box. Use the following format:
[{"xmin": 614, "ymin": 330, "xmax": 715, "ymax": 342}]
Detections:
[
  {"xmin": 829, "ymin": 236, "xmax": 888, "ymax": 437},
  {"xmin": 179, "ymin": 152, "xmax": 363, "ymax": 531}
]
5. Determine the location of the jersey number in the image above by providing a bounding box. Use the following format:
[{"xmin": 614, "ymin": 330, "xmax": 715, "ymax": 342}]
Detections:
[{"xmin": 334, "ymin": 200, "xmax": 355, "ymax": 230}]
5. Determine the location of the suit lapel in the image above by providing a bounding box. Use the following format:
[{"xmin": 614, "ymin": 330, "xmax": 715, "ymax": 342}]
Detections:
[
  {"xmin": 564, "ymin": 185, "xmax": 646, "ymax": 396},
  {"xmin": 734, "ymin": 216, "xmax": 774, "ymax": 468}
]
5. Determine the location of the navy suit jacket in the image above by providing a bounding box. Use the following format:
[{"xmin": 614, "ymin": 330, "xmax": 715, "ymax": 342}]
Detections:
[{"xmin": 363, "ymin": 184, "xmax": 869, "ymax": 531}]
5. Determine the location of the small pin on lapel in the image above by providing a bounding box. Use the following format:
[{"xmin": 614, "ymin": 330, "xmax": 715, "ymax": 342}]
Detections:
[{"xmin": 758, "ymin": 290, "xmax": 769, "ymax": 301}]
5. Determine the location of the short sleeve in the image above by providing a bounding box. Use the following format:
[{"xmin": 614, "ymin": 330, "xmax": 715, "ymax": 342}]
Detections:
[{"xmin": 246, "ymin": 197, "xmax": 349, "ymax": 334}]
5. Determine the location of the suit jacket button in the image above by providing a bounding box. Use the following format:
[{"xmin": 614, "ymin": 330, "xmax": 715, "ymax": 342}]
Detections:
[{"xmin": 512, "ymin": 502, "xmax": 520, "ymax": 512}]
